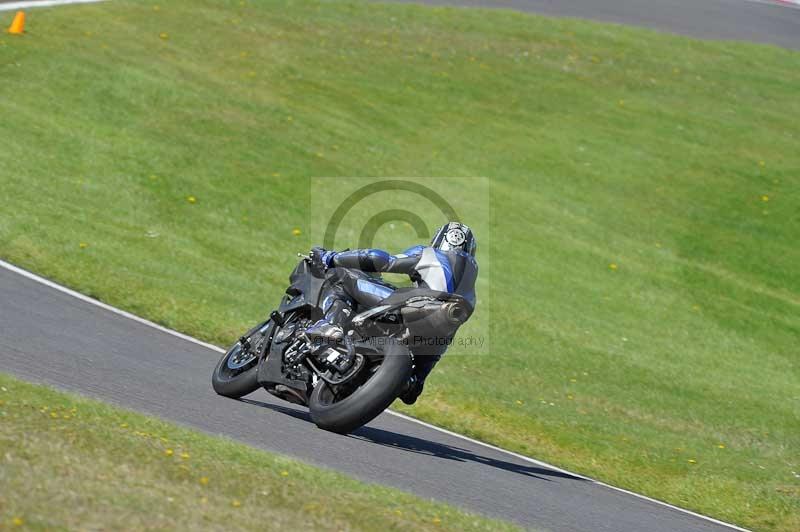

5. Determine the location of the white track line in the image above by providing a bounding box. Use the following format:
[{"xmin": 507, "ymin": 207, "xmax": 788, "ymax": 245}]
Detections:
[
  {"xmin": 745, "ymin": 0, "xmax": 800, "ymax": 9},
  {"xmin": 0, "ymin": 0, "xmax": 105, "ymax": 12},
  {"xmin": 0, "ymin": 258, "xmax": 748, "ymax": 531},
  {"xmin": 0, "ymin": 260, "xmax": 223, "ymax": 353}
]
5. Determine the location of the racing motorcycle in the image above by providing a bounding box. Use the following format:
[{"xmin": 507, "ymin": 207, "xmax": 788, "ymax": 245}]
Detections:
[{"xmin": 211, "ymin": 252, "xmax": 472, "ymax": 434}]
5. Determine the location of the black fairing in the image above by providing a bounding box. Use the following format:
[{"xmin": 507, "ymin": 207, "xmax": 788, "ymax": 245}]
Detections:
[
  {"xmin": 278, "ymin": 259, "xmax": 328, "ymax": 316},
  {"xmin": 257, "ymin": 333, "xmax": 310, "ymax": 392},
  {"xmin": 379, "ymin": 286, "xmax": 472, "ymax": 310},
  {"xmin": 258, "ymin": 259, "xmax": 336, "ymax": 392}
]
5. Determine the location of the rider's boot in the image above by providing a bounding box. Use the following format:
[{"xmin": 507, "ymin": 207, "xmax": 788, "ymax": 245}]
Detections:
[
  {"xmin": 399, "ymin": 374, "xmax": 424, "ymax": 405},
  {"xmin": 399, "ymin": 354, "xmax": 440, "ymax": 405},
  {"xmin": 305, "ymin": 319, "xmax": 344, "ymax": 343},
  {"xmin": 304, "ymin": 299, "xmax": 351, "ymax": 347}
]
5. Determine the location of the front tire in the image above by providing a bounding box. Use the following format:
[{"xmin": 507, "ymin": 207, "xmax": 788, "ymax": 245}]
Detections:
[
  {"xmin": 211, "ymin": 321, "xmax": 268, "ymax": 398},
  {"xmin": 309, "ymin": 341, "xmax": 413, "ymax": 434}
]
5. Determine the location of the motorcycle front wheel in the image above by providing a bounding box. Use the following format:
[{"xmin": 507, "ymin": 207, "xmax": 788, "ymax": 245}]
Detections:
[
  {"xmin": 211, "ymin": 320, "xmax": 269, "ymax": 399},
  {"xmin": 309, "ymin": 340, "xmax": 413, "ymax": 434}
]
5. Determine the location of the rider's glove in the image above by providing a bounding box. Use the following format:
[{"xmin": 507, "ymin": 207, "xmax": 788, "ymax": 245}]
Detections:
[
  {"xmin": 322, "ymin": 249, "xmax": 337, "ymax": 267},
  {"xmin": 310, "ymin": 247, "xmax": 337, "ymax": 270}
]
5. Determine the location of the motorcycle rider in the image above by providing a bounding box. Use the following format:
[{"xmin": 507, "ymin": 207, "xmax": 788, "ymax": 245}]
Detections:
[{"xmin": 305, "ymin": 222, "xmax": 478, "ymax": 405}]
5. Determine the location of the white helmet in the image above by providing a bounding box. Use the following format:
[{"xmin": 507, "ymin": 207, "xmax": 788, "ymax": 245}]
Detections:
[{"xmin": 431, "ymin": 222, "xmax": 476, "ymax": 256}]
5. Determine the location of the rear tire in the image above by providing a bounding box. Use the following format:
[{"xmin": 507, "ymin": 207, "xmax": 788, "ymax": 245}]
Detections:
[{"xmin": 309, "ymin": 341, "xmax": 413, "ymax": 434}]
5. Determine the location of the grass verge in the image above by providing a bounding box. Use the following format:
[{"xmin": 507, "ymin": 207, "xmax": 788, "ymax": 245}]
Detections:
[
  {"xmin": 0, "ymin": 0, "xmax": 798, "ymax": 529},
  {"xmin": 0, "ymin": 373, "xmax": 516, "ymax": 531}
]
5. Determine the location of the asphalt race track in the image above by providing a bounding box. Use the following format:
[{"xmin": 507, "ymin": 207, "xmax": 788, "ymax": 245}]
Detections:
[
  {"xmin": 0, "ymin": 1, "xmax": 791, "ymax": 530},
  {"xmin": 0, "ymin": 263, "xmax": 744, "ymax": 531},
  {"xmin": 400, "ymin": 0, "xmax": 800, "ymax": 49},
  {"xmin": 2, "ymin": 0, "xmax": 799, "ymax": 49}
]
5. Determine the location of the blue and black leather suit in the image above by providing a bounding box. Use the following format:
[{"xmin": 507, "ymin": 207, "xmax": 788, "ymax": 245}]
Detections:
[{"xmin": 318, "ymin": 245, "xmax": 478, "ymax": 381}]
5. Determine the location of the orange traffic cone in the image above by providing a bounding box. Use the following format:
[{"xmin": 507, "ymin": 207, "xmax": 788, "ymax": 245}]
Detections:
[{"xmin": 7, "ymin": 11, "xmax": 25, "ymax": 35}]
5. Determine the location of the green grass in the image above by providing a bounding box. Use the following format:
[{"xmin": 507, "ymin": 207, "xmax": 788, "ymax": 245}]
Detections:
[
  {"xmin": 1, "ymin": 0, "xmax": 799, "ymax": 530},
  {"xmin": 0, "ymin": 373, "xmax": 516, "ymax": 531}
]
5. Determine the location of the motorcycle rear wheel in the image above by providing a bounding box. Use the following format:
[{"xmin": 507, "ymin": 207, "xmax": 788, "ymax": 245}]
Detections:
[{"xmin": 309, "ymin": 341, "xmax": 413, "ymax": 434}]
